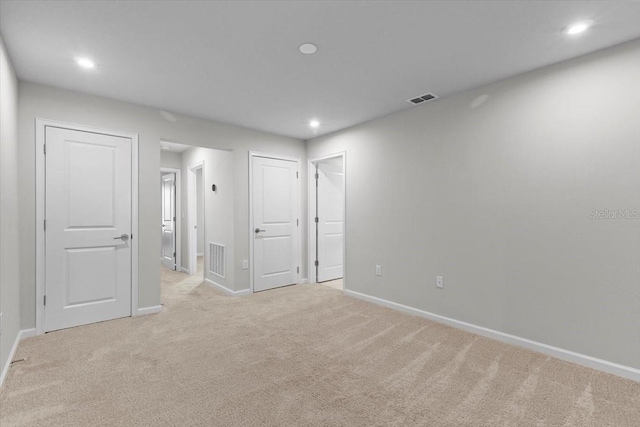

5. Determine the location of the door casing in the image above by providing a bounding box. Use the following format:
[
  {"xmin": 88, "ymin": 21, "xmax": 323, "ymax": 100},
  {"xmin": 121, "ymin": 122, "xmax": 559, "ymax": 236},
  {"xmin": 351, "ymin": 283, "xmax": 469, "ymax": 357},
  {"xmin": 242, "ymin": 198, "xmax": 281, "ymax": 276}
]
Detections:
[
  {"xmin": 160, "ymin": 167, "xmax": 182, "ymax": 271},
  {"xmin": 307, "ymin": 152, "xmax": 347, "ymax": 290},
  {"xmin": 249, "ymin": 151, "xmax": 302, "ymax": 293},
  {"xmin": 35, "ymin": 118, "xmax": 139, "ymax": 336}
]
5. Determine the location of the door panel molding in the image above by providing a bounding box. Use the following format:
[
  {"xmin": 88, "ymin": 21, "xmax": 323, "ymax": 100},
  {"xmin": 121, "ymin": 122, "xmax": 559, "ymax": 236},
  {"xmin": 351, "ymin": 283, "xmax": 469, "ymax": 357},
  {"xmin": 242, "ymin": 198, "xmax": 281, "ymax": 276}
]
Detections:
[
  {"xmin": 35, "ymin": 118, "xmax": 139, "ymax": 335},
  {"xmin": 249, "ymin": 151, "xmax": 301, "ymax": 293}
]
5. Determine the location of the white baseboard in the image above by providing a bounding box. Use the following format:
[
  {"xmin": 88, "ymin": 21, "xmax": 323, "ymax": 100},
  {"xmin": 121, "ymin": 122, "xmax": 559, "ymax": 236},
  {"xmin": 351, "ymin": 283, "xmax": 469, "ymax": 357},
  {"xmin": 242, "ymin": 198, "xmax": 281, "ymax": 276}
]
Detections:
[
  {"xmin": 345, "ymin": 289, "xmax": 640, "ymax": 382},
  {"xmin": 20, "ymin": 328, "xmax": 36, "ymax": 340},
  {"xmin": 135, "ymin": 305, "xmax": 162, "ymax": 316},
  {"xmin": 299, "ymin": 278, "xmax": 309, "ymax": 284},
  {"xmin": 179, "ymin": 267, "xmax": 189, "ymax": 273},
  {"xmin": 1, "ymin": 328, "xmax": 36, "ymax": 388},
  {"xmin": 204, "ymin": 278, "xmax": 252, "ymax": 296}
]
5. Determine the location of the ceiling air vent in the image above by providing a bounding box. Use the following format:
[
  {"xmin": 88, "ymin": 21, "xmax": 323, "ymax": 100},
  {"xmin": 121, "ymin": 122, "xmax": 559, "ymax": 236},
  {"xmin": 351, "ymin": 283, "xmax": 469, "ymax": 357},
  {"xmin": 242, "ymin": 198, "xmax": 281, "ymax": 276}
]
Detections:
[{"xmin": 407, "ymin": 92, "xmax": 439, "ymax": 105}]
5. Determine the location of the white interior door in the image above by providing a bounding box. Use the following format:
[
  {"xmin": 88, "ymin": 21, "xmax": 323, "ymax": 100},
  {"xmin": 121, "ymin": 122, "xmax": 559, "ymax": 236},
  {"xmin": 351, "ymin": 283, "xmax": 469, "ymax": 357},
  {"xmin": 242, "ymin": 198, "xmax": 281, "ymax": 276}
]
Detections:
[
  {"xmin": 316, "ymin": 160, "xmax": 344, "ymax": 282},
  {"xmin": 252, "ymin": 156, "xmax": 299, "ymax": 292},
  {"xmin": 45, "ymin": 126, "xmax": 132, "ymax": 332},
  {"xmin": 161, "ymin": 173, "xmax": 176, "ymax": 270}
]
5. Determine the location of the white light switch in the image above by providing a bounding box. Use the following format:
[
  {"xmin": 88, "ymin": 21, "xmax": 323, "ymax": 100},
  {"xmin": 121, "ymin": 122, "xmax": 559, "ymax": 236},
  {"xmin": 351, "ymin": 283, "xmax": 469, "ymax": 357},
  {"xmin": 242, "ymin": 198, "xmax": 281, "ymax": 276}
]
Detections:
[
  {"xmin": 242, "ymin": 260, "xmax": 249, "ymax": 270},
  {"xmin": 436, "ymin": 276, "xmax": 444, "ymax": 289},
  {"xmin": 375, "ymin": 265, "xmax": 382, "ymax": 276}
]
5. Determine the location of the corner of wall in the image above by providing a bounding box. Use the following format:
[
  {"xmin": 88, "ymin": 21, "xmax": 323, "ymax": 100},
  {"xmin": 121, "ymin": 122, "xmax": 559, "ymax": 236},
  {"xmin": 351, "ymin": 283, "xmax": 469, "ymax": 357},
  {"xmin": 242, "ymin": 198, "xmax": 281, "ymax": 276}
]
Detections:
[{"xmin": 0, "ymin": 34, "xmax": 23, "ymax": 383}]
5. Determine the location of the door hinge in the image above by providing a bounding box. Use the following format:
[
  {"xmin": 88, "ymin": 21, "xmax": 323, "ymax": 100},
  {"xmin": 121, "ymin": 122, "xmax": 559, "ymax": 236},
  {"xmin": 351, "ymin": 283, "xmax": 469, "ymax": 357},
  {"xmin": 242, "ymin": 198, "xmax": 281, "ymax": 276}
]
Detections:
[
  {"xmin": 315, "ymin": 173, "xmax": 319, "ymax": 180},
  {"xmin": 173, "ymin": 216, "xmax": 176, "ymax": 222},
  {"xmin": 314, "ymin": 260, "xmax": 319, "ymax": 267},
  {"xmin": 44, "ymin": 295, "xmax": 47, "ymax": 306},
  {"xmin": 296, "ymin": 171, "xmax": 299, "ymax": 179},
  {"xmin": 315, "ymin": 217, "xmax": 319, "ymax": 223},
  {"xmin": 297, "ymin": 266, "xmax": 299, "ymax": 274},
  {"xmin": 44, "ymin": 219, "xmax": 46, "ymax": 230},
  {"xmin": 297, "ymin": 219, "xmax": 299, "ymax": 226},
  {"xmin": 43, "ymin": 144, "xmax": 46, "ymax": 155},
  {"xmin": 173, "ymin": 252, "xmax": 176, "ymax": 258}
]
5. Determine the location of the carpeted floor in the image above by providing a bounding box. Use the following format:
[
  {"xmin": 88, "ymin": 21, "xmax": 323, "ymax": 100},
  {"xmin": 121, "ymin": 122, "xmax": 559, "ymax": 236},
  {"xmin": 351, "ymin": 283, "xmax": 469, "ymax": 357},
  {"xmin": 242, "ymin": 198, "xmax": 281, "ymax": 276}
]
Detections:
[
  {"xmin": 1, "ymin": 268, "xmax": 639, "ymax": 426},
  {"xmin": 320, "ymin": 278, "xmax": 343, "ymax": 291}
]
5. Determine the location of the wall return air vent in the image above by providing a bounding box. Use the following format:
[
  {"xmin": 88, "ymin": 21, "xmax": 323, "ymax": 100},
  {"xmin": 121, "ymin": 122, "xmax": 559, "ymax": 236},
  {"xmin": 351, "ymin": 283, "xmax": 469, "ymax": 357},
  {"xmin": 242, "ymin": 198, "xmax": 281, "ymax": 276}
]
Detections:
[
  {"xmin": 209, "ymin": 242, "xmax": 225, "ymax": 278},
  {"xmin": 407, "ymin": 92, "xmax": 439, "ymax": 105}
]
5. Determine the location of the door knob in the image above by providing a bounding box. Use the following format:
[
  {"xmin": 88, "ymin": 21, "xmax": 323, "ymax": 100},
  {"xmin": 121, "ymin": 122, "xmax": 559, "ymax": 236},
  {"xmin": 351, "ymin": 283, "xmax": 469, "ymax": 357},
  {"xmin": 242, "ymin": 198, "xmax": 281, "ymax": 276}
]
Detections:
[
  {"xmin": 114, "ymin": 234, "xmax": 130, "ymax": 241},
  {"xmin": 255, "ymin": 228, "xmax": 266, "ymax": 233}
]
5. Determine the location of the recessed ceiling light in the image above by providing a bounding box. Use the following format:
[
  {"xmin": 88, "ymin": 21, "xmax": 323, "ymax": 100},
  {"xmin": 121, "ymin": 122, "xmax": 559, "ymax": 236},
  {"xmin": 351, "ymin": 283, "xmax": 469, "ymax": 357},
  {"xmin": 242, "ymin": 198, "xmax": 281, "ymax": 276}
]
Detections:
[
  {"xmin": 309, "ymin": 120, "xmax": 320, "ymax": 128},
  {"xmin": 563, "ymin": 19, "xmax": 594, "ymax": 36},
  {"xmin": 75, "ymin": 57, "xmax": 96, "ymax": 69},
  {"xmin": 299, "ymin": 43, "xmax": 317, "ymax": 55}
]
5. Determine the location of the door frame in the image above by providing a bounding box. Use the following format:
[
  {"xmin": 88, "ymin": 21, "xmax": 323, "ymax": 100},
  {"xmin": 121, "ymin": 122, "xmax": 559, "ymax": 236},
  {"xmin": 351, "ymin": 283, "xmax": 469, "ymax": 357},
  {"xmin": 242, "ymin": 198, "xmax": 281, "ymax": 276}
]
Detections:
[
  {"xmin": 307, "ymin": 152, "xmax": 346, "ymax": 290},
  {"xmin": 35, "ymin": 118, "xmax": 140, "ymax": 336},
  {"xmin": 160, "ymin": 167, "xmax": 182, "ymax": 271},
  {"xmin": 187, "ymin": 161, "xmax": 204, "ymax": 275},
  {"xmin": 249, "ymin": 151, "xmax": 301, "ymax": 293}
]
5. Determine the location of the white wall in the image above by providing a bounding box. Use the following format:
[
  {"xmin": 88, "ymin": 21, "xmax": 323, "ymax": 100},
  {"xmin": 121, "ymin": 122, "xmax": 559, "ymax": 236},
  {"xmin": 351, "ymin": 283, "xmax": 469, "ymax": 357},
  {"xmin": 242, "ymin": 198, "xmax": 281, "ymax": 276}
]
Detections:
[
  {"xmin": 0, "ymin": 35, "xmax": 21, "ymax": 377},
  {"xmin": 307, "ymin": 40, "xmax": 640, "ymax": 369},
  {"xmin": 18, "ymin": 82, "xmax": 307, "ymax": 329},
  {"xmin": 178, "ymin": 146, "xmax": 234, "ymax": 289}
]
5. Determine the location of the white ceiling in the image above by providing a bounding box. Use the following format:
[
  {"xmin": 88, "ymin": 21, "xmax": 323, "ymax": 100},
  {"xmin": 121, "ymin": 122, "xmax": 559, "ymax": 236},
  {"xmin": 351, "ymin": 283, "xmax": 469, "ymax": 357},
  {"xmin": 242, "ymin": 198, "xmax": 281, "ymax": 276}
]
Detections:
[
  {"xmin": 1, "ymin": 1, "xmax": 639, "ymax": 140},
  {"xmin": 160, "ymin": 140, "xmax": 190, "ymax": 153}
]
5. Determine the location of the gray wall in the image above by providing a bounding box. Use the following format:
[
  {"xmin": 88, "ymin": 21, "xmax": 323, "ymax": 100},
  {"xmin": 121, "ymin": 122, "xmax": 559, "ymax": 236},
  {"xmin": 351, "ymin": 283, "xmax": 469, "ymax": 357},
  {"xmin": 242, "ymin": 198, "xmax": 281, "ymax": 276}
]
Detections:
[
  {"xmin": 178, "ymin": 146, "xmax": 234, "ymax": 290},
  {"xmin": 18, "ymin": 82, "xmax": 307, "ymax": 329},
  {"xmin": 0, "ymin": 36, "xmax": 20, "ymax": 374},
  {"xmin": 307, "ymin": 40, "xmax": 640, "ymax": 369},
  {"xmin": 160, "ymin": 150, "xmax": 182, "ymax": 169}
]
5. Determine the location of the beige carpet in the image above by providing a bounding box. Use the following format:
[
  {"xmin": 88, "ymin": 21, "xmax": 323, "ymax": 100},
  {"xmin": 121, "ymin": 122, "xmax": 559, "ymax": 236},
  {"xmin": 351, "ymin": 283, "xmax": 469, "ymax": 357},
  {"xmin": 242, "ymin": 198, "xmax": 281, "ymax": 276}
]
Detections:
[
  {"xmin": 320, "ymin": 278, "xmax": 343, "ymax": 291},
  {"xmin": 1, "ymin": 269, "xmax": 639, "ymax": 426}
]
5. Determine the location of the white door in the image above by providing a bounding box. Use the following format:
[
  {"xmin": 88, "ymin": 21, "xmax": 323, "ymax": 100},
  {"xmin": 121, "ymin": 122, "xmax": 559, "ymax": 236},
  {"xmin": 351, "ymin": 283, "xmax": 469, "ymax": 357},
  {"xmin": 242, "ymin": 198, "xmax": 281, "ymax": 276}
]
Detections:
[
  {"xmin": 252, "ymin": 156, "xmax": 299, "ymax": 292},
  {"xmin": 45, "ymin": 126, "xmax": 132, "ymax": 332},
  {"xmin": 161, "ymin": 173, "xmax": 176, "ymax": 270},
  {"xmin": 316, "ymin": 160, "xmax": 344, "ymax": 282}
]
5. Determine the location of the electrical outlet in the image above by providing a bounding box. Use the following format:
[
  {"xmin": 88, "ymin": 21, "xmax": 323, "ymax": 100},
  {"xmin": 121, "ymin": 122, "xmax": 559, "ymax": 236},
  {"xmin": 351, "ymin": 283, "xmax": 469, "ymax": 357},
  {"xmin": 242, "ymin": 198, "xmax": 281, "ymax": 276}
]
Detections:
[
  {"xmin": 436, "ymin": 276, "xmax": 444, "ymax": 289},
  {"xmin": 375, "ymin": 265, "xmax": 382, "ymax": 276},
  {"xmin": 242, "ymin": 260, "xmax": 249, "ymax": 270}
]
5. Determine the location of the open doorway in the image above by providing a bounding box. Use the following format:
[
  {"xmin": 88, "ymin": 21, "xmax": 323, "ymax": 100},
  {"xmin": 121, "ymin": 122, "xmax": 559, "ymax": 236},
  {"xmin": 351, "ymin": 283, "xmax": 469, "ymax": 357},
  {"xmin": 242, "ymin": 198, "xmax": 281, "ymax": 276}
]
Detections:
[
  {"xmin": 159, "ymin": 141, "xmax": 205, "ymax": 283},
  {"xmin": 308, "ymin": 153, "xmax": 346, "ymax": 291},
  {"xmin": 160, "ymin": 170, "xmax": 180, "ymax": 270},
  {"xmin": 159, "ymin": 141, "xmax": 234, "ymax": 300}
]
